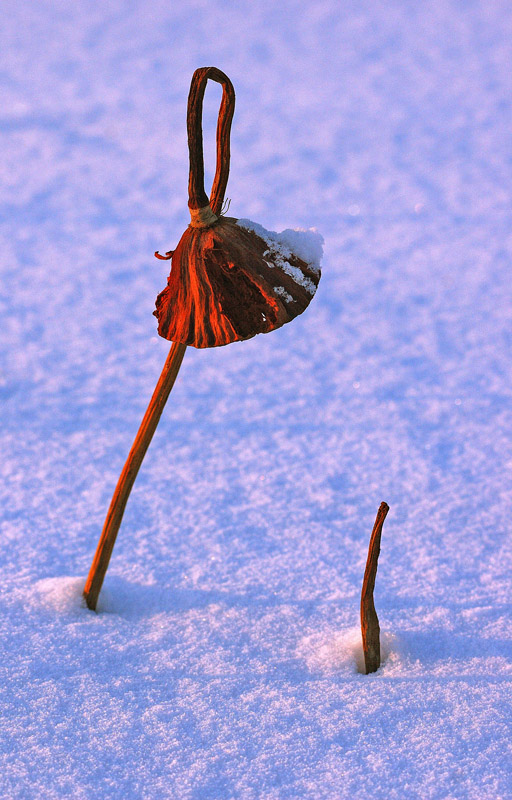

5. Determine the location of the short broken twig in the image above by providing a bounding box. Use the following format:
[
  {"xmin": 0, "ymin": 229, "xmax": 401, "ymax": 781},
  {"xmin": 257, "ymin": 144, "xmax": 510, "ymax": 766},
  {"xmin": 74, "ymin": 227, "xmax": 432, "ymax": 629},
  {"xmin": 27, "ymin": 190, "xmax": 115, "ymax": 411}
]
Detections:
[{"xmin": 360, "ymin": 501, "xmax": 389, "ymax": 674}]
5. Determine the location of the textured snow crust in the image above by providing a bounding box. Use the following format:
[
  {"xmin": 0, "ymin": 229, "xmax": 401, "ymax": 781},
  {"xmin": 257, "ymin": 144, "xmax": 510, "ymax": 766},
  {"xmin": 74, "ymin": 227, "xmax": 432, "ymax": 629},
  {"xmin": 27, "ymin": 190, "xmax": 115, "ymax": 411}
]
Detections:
[
  {"xmin": 237, "ymin": 218, "xmax": 323, "ymax": 294},
  {"xmin": 1, "ymin": 1, "xmax": 512, "ymax": 798}
]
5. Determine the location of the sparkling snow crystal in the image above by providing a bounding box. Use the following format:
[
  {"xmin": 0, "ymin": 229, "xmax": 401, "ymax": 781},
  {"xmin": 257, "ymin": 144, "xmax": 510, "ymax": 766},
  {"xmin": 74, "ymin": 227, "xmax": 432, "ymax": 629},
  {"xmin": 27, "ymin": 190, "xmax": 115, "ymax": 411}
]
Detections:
[{"xmin": 237, "ymin": 218, "xmax": 323, "ymax": 294}]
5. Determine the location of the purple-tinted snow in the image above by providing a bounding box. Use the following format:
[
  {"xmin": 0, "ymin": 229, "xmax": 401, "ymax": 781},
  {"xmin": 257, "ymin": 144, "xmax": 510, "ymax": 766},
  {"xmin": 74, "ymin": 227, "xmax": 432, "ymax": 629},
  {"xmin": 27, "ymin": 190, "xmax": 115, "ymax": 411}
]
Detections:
[{"xmin": 1, "ymin": 1, "xmax": 511, "ymax": 798}]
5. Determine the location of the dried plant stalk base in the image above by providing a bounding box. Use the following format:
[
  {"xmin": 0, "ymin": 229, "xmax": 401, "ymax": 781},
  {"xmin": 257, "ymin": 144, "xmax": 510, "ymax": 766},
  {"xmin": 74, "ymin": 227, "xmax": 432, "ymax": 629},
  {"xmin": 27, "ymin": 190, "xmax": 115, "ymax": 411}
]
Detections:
[
  {"xmin": 83, "ymin": 341, "xmax": 187, "ymax": 611},
  {"xmin": 360, "ymin": 502, "xmax": 389, "ymax": 674}
]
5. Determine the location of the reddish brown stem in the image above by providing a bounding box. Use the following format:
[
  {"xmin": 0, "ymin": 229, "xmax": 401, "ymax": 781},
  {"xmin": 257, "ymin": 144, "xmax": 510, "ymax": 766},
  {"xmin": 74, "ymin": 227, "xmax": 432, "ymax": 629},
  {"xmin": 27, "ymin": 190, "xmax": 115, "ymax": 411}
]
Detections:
[
  {"xmin": 360, "ymin": 501, "xmax": 389, "ymax": 674},
  {"xmin": 83, "ymin": 341, "xmax": 187, "ymax": 610},
  {"xmin": 187, "ymin": 66, "xmax": 235, "ymax": 215}
]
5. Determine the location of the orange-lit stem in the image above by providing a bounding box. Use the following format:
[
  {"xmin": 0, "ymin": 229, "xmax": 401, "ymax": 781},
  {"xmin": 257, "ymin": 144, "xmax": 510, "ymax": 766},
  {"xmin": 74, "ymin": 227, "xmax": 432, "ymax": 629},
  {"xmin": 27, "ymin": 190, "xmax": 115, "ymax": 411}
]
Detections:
[{"xmin": 83, "ymin": 341, "xmax": 187, "ymax": 610}]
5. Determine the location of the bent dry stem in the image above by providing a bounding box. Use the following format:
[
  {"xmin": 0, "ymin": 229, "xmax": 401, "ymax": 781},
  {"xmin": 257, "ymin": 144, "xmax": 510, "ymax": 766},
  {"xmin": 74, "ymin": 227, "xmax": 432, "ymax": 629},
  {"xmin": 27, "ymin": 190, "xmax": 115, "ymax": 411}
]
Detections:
[
  {"xmin": 83, "ymin": 341, "xmax": 187, "ymax": 611},
  {"xmin": 360, "ymin": 501, "xmax": 389, "ymax": 674}
]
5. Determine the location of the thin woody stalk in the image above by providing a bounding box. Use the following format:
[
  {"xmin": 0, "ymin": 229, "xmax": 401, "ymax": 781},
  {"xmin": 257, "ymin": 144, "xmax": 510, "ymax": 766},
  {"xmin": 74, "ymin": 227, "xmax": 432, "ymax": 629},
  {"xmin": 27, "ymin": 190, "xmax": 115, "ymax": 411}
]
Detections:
[
  {"xmin": 84, "ymin": 66, "xmax": 321, "ymax": 611},
  {"xmin": 83, "ymin": 341, "xmax": 187, "ymax": 610},
  {"xmin": 84, "ymin": 70, "xmax": 232, "ymax": 611},
  {"xmin": 360, "ymin": 501, "xmax": 389, "ymax": 674}
]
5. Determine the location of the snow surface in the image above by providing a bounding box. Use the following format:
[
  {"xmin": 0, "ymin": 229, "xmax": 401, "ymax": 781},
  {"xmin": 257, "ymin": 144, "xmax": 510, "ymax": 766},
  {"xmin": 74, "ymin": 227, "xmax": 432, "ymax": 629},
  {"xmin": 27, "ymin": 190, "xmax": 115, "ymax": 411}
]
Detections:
[
  {"xmin": 236, "ymin": 218, "xmax": 323, "ymax": 290},
  {"xmin": 1, "ymin": 1, "xmax": 512, "ymax": 798}
]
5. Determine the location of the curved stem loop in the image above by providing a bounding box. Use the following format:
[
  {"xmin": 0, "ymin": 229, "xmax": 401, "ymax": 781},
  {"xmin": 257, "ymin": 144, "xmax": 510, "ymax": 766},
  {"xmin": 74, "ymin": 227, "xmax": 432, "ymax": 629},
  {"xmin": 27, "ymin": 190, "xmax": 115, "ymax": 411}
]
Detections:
[{"xmin": 187, "ymin": 67, "xmax": 235, "ymax": 217}]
